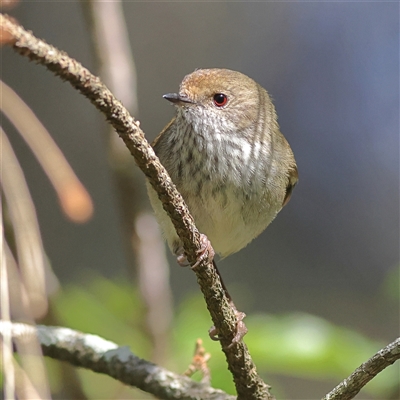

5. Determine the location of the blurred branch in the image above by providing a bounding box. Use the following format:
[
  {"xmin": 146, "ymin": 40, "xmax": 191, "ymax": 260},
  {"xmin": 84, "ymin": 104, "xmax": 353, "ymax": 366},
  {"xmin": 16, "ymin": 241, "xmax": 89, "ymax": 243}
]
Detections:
[
  {"xmin": 1, "ymin": 322, "xmax": 399, "ymax": 400},
  {"xmin": 1, "ymin": 65, "xmax": 93, "ymax": 400},
  {"xmin": 0, "ymin": 80, "xmax": 93, "ymax": 223},
  {"xmin": 1, "ymin": 129, "xmax": 52, "ymax": 399},
  {"xmin": 0, "ymin": 128, "xmax": 53, "ymax": 318},
  {"xmin": 82, "ymin": 0, "xmax": 138, "ymax": 116},
  {"xmin": 135, "ymin": 213, "xmax": 173, "ymax": 364},
  {"xmin": 82, "ymin": 2, "xmax": 173, "ymax": 363},
  {"xmin": 0, "ymin": 322, "xmax": 235, "ymax": 400},
  {"xmin": 0, "ymin": 197, "xmax": 15, "ymax": 400},
  {"xmin": 5, "ymin": 355, "xmax": 43, "ymax": 400},
  {"xmin": 322, "ymin": 337, "xmax": 400, "ymax": 400},
  {"xmin": 82, "ymin": 0, "xmax": 141, "ymax": 251},
  {"xmin": 0, "ymin": 14, "xmax": 271, "ymax": 399}
]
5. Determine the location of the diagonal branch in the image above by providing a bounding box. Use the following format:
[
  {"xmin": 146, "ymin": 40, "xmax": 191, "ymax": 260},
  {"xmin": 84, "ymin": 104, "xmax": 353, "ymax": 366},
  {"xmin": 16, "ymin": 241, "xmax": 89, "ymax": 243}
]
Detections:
[
  {"xmin": 0, "ymin": 322, "xmax": 235, "ymax": 400},
  {"xmin": 0, "ymin": 14, "xmax": 272, "ymax": 399},
  {"xmin": 322, "ymin": 337, "xmax": 400, "ymax": 400}
]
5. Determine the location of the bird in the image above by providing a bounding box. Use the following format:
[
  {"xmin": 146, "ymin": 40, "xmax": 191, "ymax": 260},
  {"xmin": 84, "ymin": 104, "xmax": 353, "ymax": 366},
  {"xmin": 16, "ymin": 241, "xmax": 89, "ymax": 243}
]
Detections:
[{"xmin": 147, "ymin": 68, "xmax": 298, "ymax": 345}]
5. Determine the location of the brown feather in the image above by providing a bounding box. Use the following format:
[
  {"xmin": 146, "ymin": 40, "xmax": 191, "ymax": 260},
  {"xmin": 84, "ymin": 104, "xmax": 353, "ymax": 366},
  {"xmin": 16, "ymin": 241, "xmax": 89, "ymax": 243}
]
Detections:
[{"xmin": 282, "ymin": 165, "xmax": 298, "ymax": 207}]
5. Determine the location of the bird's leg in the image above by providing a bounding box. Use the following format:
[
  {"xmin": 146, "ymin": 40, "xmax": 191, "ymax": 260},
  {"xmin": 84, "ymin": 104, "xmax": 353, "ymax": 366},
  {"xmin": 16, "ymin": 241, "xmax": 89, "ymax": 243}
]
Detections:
[
  {"xmin": 175, "ymin": 235, "xmax": 247, "ymax": 348},
  {"xmin": 208, "ymin": 260, "xmax": 248, "ymax": 348}
]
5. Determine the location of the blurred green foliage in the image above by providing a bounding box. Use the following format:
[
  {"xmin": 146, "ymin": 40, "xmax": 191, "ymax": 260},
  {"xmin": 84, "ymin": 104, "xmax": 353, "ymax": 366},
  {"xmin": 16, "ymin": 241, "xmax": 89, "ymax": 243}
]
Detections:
[{"xmin": 46, "ymin": 274, "xmax": 398, "ymax": 399}]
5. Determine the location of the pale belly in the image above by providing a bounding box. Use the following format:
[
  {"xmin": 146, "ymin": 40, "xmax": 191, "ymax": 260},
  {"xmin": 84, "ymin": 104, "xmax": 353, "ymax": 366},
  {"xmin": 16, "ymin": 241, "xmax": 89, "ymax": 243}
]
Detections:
[
  {"xmin": 185, "ymin": 188, "xmax": 280, "ymax": 257},
  {"xmin": 147, "ymin": 180, "xmax": 282, "ymax": 258}
]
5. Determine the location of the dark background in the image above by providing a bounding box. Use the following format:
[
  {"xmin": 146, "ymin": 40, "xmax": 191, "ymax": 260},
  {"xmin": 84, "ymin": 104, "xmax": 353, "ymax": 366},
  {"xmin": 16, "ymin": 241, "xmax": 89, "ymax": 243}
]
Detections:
[{"xmin": 3, "ymin": 1, "xmax": 399, "ymax": 398}]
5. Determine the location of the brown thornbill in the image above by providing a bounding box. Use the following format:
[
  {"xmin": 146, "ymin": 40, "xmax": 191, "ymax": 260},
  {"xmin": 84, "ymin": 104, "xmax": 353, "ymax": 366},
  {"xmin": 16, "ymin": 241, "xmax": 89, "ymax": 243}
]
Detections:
[{"xmin": 147, "ymin": 68, "xmax": 298, "ymax": 345}]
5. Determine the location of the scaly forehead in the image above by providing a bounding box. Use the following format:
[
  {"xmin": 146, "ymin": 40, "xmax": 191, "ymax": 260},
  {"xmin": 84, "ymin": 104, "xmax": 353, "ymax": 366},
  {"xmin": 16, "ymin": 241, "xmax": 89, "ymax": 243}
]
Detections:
[{"xmin": 179, "ymin": 68, "xmax": 255, "ymax": 98}]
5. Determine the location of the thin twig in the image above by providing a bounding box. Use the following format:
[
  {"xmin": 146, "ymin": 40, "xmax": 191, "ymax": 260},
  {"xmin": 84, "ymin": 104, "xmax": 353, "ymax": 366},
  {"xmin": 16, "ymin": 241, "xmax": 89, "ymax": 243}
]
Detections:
[
  {"xmin": 183, "ymin": 339, "xmax": 212, "ymax": 385},
  {"xmin": 322, "ymin": 337, "xmax": 400, "ymax": 400},
  {"xmin": 0, "ymin": 322, "xmax": 235, "ymax": 400},
  {"xmin": 0, "ymin": 14, "xmax": 272, "ymax": 399}
]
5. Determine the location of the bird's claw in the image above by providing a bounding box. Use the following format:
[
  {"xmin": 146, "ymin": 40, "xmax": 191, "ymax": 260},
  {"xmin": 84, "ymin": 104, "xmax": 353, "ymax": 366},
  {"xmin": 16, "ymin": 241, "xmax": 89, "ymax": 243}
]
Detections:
[
  {"xmin": 175, "ymin": 234, "xmax": 214, "ymax": 268},
  {"xmin": 209, "ymin": 310, "xmax": 248, "ymax": 349},
  {"xmin": 191, "ymin": 234, "xmax": 215, "ymax": 269}
]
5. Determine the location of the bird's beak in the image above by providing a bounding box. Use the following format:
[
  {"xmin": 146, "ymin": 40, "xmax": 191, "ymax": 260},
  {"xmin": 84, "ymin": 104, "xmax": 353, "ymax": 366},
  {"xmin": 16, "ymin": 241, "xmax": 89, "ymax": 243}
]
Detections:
[{"xmin": 163, "ymin": 93, "xmax": 194, "ymax": 105}]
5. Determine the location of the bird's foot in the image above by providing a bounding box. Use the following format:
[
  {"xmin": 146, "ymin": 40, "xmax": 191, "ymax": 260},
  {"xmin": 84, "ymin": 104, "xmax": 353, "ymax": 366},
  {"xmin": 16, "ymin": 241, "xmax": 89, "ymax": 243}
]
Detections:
[
  {"xmin": 191, "ymin": 234, "xmax": 215, "ymax": 269},
  {"xmin": 209, "ymin": 308, "xmax": 248, "ymax": 349},
  {"xmin": 175, "ymin": 234, "xmax": 215, "ymax": 268}
]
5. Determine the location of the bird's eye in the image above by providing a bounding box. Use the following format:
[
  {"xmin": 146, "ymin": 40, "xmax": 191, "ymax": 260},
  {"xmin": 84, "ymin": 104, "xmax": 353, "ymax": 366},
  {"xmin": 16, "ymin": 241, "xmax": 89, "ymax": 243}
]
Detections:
[{"xmin": 213, "ymin": 93, "xmax": 228, "ymax": 107}]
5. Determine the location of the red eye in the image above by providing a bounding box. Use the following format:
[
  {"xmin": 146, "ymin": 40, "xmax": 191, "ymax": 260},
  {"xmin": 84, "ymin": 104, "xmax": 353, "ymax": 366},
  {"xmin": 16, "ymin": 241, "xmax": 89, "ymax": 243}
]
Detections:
[{"xmin": 213, "ymin": 93, "xmax": 228, "ymax": 107}]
